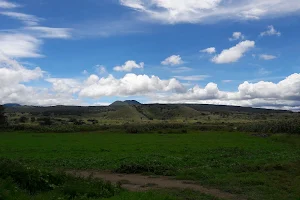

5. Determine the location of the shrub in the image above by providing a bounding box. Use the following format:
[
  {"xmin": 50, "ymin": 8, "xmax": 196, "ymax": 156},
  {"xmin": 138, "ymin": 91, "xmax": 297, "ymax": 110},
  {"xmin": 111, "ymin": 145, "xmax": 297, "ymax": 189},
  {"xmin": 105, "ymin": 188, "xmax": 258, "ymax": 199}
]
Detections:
[
  {"xmin": 0, "ymin": 159, "xmax": 122, "ymax": 198},
  {"xmin": 238, "ymin": 119, "xmax": 300, "ymax": 134},
  {"xmin": 19, "ymin": 116, "xmax": 28, "ymax": 123}
]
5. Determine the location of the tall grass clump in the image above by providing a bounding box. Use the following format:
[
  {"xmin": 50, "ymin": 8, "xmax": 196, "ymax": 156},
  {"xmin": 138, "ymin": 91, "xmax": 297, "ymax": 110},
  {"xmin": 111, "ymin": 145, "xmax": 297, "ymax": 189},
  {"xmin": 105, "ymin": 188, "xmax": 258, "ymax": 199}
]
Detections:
[{"xmin": 0, "ymin": 159, "xmax": 122, "ymax": 199}]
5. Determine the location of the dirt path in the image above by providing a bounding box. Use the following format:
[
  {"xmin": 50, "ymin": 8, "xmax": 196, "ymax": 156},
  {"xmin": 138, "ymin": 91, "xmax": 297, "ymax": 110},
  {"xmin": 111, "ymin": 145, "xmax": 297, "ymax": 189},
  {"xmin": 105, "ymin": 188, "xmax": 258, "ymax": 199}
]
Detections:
[{"xmin": 67, "ymin": 170, "xmax": 246, "ymax": 200}]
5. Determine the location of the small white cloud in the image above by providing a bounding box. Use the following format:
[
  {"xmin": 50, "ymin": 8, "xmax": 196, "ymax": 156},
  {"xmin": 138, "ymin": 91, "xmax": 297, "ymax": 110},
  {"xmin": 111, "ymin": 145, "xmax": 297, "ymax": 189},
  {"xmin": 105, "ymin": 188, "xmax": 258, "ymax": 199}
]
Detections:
[
  {"xmin": 260, "ymin": 25, "xmax": 281, "ymax": 37},
  {"xmin": 171, "ymin": 67, "xmax": 193, "ymax": 73},
  {"xmin": 95, "ymin": 65, "xmax": 107, "ymax": 74},
  {"xmin": 212, "ymin": 40, "xmax": 255, "ymax": 64},
  {"xmin": 174, "ymin": 75, "xmax": 210, "ymax": 81},
  {"xmin": 113, "ymin": 60, "xmax": 144, "ymax": 72},
  {"xmin": 259, "ymin": 54, "xmax": 277, "ymax": 60},
  {"xmin": 25, "ymin": 27, "xmax": 72, "ymax": 39},
  {"xmin": 0, "ymin": 0, "xmax": 19, "ymax": 9},
  {"xmin": 161, "ymin": 55, "xmax": 183, "ymax": 66},
  {"xmin": 200, "ymin": 47, "xmax": 216, "ymax": 54},
  {"xmin": 0, "ymin": 11, "xmax": 40, "ymax": 26},
  {"xmin": 82, "ymin": 70, "xmax": 88, "ymax": 75},
  {"xmin": 229, "ymin": 32, "xmax": 245, "ymax": 41},
  {"xmin": 222, "ymin": 80, "xmax": 233, "ymax": 83},
  {"xmin": 258, "ymin": 68, "xmax": 271, "ymax": 76}
]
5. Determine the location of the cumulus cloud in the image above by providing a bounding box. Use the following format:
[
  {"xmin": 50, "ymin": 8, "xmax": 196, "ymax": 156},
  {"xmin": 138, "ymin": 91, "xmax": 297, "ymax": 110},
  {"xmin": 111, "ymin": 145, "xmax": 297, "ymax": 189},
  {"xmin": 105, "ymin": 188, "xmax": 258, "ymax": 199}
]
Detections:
[
  {"xmin": 229, "ymin": 32, "xmax": 245, "ymax": 41},
  {"xmin": 259, "ymin": 54, "xmax": 277, "ymax": 60},
  {"xmin": 212, "ymin": 40, "xmax": 255, "ymax": 64},
  {"xmin": 0, "ymin": 0, "xmax": 19, "ymax": 9},
  {"xmin": 153, "ymin": 73, "xmax": 300, "ymax": 111},
  {"xmin": 25, "ymin": 27, "xmax": 72, "ymax": 39},
  {"xmin": 0, "ymin": 52, "xmax": 43, "ymax": 86},
  {"xmin": 79, "ymin": 73, "xmax": 186, "ymax": 98},
  {"xmin": 114, "ymin": 60, "xmax": 144, "ymax": 72},
  {"xmin": 46, "ymin": 78, "xmax": 81, "ymax": 94},
  {"xmin": 0, "ymin": 11, "xmax": 40, "ymax": 26},
  {"xmin": 120, "ymin": 0, "xmax": 300, "ymax": 24},
  {"xmin": 0, "ymin": 53, "xmax": 82, "ymax": 106},
  {"xmin": 200, "ymin": 47, "xmax": 216, "ymax": 54},
  {"xmin": 0, "ymin": 33, "xmax": 42, "ymax": 58},
  {"xmin": 161, "ymin": 55, "xmax": 183, "ymax": 66},
  {"xmin": 260, "ymin": 25, "xmax": 281, "ymax": 37}
]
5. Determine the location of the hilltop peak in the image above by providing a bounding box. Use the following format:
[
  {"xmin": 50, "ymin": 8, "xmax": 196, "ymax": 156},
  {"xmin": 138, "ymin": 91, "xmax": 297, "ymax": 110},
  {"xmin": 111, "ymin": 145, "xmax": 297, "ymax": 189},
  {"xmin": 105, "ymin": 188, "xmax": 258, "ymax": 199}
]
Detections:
[{"xmin": 110, "ymin": 100, "xmax": 141, "ymax": 106}]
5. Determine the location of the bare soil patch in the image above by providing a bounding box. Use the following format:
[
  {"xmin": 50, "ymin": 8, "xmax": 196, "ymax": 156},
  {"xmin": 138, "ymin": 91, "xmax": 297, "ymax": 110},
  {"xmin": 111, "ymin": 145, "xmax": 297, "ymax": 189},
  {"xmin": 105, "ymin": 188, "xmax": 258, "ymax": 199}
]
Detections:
[{"xmin": 67, "ymin": 170, "xmax": 247, "ymax": 200}]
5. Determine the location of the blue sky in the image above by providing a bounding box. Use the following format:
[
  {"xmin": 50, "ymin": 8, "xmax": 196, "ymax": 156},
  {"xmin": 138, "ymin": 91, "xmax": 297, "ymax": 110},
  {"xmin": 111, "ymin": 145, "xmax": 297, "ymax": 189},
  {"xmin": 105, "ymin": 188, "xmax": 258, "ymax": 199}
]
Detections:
[{"xmin": 0, "ymin": 0, "xmax": 300, "ymax": 110}]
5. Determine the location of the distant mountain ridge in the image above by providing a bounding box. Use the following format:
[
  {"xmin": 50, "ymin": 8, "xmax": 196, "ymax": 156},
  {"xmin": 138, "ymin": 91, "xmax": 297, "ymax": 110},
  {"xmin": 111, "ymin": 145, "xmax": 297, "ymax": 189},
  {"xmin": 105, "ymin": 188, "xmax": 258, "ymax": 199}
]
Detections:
[
  {"xmin": 3, "ymin": 103, "xmax": 21, "ymax": 108},
  {"xmin": 110, "ymin": 100, "xmax": 142, "ymax": 106}
]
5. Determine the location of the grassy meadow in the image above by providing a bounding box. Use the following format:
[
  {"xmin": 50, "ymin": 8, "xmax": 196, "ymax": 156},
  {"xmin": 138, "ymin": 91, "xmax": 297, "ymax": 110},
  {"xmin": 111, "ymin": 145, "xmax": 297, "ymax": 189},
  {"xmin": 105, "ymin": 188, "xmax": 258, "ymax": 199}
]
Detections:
[{"xmin": 0, "ymin": 131, "xmax": 300, "ymax": 200}]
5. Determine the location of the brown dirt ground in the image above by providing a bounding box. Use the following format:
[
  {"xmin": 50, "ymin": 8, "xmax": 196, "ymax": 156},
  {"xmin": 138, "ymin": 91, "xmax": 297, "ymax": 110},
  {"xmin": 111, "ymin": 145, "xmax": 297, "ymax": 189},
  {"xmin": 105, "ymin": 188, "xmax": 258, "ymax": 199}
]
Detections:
[{"xmin": 66, "ymin": 170, "xmax": 247, "ymax": 200}]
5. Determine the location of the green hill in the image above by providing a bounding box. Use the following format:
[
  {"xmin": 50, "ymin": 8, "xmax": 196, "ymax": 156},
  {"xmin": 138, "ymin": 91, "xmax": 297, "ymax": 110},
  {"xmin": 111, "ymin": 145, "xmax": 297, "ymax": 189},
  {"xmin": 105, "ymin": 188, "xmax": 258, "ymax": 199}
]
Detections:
[{"xmin": 110, "ymin": 100, "xmax": 141, "ymax": 106}]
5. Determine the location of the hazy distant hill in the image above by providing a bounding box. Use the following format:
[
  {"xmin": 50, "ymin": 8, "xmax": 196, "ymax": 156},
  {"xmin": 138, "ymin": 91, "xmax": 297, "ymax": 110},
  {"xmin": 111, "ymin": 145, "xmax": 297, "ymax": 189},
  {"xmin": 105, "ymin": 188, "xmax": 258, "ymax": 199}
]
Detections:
[
  {"xmin": 110, "ymin": 100, "xmax": 141, "ymax": 106},
  {"xmin": 4, "ymin": 101, "xmax": 293, "ymax": 124},
  {"xmin": 3, "ymin": 103, "xmax": 21, "ymax": 108}
]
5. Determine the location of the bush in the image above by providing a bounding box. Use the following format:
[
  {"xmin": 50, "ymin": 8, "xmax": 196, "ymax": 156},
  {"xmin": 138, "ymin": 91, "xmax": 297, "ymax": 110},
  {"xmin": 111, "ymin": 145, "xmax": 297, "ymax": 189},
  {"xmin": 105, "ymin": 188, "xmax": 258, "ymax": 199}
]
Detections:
[
  {"xmin": 19, "ymin": 116, "xmax": 28, "ymax": 123},
  {"xmin": 0, "ymin": 159, "xmax": 65, "ymax": 194},
  {"xmin": 0, "ymin": 159, "xmax": 122, "ymax": 198},
  {"xmin": 115, "ymin": 161, "xmax": 175, "ymax": 176},
  {"xmin": 238, "ymin": 119, "xmax": 300, "ymax": 134}
]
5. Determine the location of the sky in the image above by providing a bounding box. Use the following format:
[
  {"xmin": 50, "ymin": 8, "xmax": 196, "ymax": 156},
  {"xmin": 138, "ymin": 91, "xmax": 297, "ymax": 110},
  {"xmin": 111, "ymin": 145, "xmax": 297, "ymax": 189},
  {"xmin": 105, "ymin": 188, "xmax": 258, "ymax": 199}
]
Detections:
[{"xmin": 0, "ymin": 0, "xmax": 300, "ymax": 111}]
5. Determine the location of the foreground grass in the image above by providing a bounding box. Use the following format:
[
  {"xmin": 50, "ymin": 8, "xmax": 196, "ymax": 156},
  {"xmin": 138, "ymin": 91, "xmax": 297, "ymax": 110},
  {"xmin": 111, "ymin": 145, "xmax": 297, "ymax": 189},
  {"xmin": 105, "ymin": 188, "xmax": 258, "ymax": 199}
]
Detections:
[
  {"xmin": 0, "ymin": 159, "xmax": 217, "ymax": 200},
  {"xmin": 0, "ymin": 132, "xmax": 300, "ymax": 199}
]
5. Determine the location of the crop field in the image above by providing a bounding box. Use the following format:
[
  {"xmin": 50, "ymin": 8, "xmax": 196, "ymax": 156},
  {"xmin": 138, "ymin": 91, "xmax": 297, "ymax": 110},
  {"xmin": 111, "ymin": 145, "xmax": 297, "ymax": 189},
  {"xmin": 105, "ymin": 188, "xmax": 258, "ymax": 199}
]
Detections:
[{"xmin": 0, "ymin": 131, "xmax": 300, "ymax": 200}]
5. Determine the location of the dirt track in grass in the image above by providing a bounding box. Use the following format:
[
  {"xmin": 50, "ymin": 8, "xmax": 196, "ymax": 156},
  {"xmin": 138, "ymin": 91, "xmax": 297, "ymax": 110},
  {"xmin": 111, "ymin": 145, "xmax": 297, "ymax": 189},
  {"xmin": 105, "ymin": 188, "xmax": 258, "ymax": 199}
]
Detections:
[{"xmin": 67, "ymin": 170, "xmax": 247, "ymax": 200}]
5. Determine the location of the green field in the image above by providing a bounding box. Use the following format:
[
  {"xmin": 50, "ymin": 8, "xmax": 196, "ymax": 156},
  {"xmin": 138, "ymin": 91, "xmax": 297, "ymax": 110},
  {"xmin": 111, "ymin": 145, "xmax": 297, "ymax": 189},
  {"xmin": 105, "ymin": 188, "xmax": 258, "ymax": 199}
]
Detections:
[{"xmin": 0, "ymin": 131, "xmax": 300, "ymax": 200}]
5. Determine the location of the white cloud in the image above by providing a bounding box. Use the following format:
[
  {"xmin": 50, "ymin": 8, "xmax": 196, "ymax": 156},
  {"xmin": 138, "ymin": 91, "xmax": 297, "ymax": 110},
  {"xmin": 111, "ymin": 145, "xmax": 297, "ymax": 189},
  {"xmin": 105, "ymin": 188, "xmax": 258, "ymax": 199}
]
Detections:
[
  {"xmin": 259, "ymin": 54, "xmax": 277, "ymax": 60},
  {"xmin": 222, "ymin": 80, "xmax": 233, "ymax": 83},
  {"xmin": 0, "ymin": 33, "xmax": 42, "ymax": 58},
  {"xmin": 0, "ymin": 53, "xmax": 82, "ymax": 106},
  {"xmin": 0, "ymin": 0, "xmax": 19, "ymax": 9},
  {"xmin": 229, "ymin": 32, "xmax": 245, "ymax": 41},
  {"xmin": 46, "ymin": 78, "xmax": 81, "ymax": 94},
  {"xmin": 212, "ymin": 40, "xmax": 255, "ymax": 64},
  {"xmin": 79, "ymin": 73, "xmax": 186, "ymax": 98},
  {"xmin": 120, "ymin": 0, "xmax": 300, "ymax": 24},
  {"xmin": 0, "ymin": 52, "xmax": 43, "ymax": 86},
  {"xmin": 174, "ymin": 75, "xmax": 210, "ymax": 81},
  {"xmin": 260, "ymin": 25, "xmax": 281, "ymax": 37},
  {"xmin": 1, "ymin": 52, "xmax": 300, "ymax": 110},
  {"xmin": 200, "ymin": 47, "xmax": 216, "ymax": 54},
  {"xmin": 82, "ymin": 70, "xmax": 88, "ymax": 75},
  {"xmin": 94, "ymin": 65, "xmax": 107, "ymax": 75},
  {"xmin": 153, "ymin": 73, "xmax": 300, "ymax": 111},
  {"xmin": 114, "ymin": 60, "xmax": 144, "ymax": 72},
  {"xmin": 0, "ymin": 11, "xmax": 40, "ymax": 26},
  {"xmin": 171, "ymin": 67, "xmax": 193, "ymax": 73},
  {"xmin": 161, "ymin": 55, "xmax": 183, "ymax": 66},
  {"xmin": 25, "ymin": 27, "xmax": 72, "ymax": 39},
  {"xmin": 258, "ymin": 68, "xmax": 271, "ymax": 76}
]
